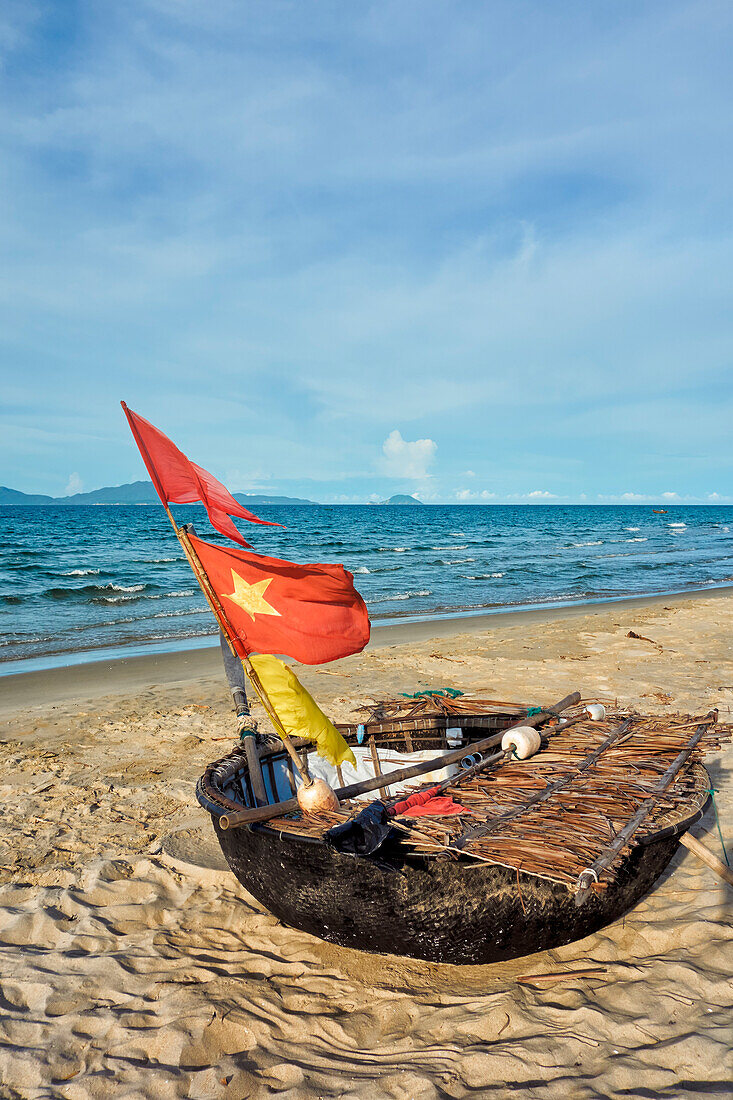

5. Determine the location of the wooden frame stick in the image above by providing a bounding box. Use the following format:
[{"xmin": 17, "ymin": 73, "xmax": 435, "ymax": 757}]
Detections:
[{"xmin": 574, "ymin": 713, "xmax": 717, "ymax": 904}]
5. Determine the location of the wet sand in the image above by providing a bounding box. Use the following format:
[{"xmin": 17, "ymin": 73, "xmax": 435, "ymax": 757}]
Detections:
[{"xmin": 0, "ymin": 591, "xmax": 731, "ymax": 1098}]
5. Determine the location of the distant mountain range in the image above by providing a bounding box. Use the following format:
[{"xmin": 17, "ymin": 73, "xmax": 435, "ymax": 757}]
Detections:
[
  {"xmin": 0, "ymin": 482, "xmax": 317, "ymax": 507},
  {"xmin": 373, "ymin": 494, "xmax": 425, "ymax": 506}
]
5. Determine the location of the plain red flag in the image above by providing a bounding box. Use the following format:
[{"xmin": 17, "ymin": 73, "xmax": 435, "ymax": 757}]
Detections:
[
  {"xmin": 188, "ymin": 531, "xmax": 370, "ymax": 665},
  {"xmin": 121, "ymin": 402, "xmax": 281, "ymax": 547}
]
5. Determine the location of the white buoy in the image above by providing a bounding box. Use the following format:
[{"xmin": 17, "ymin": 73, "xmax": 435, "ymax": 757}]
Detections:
[
  {"xmin": 297, "ymin": 777, "xmax": 340, "ymax": 814},
  {"xmin": 501, "ymin": 726, "xmax": 542, "ymax": 760},
  {"xmin": 586, "ymin": 704, "xmax": 606, "ymax": 721}
]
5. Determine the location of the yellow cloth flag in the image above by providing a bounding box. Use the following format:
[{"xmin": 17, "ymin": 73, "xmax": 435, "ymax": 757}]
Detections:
[{"xmin": 249, "ymin": 654, "xmax": 357, "ymax": 769}]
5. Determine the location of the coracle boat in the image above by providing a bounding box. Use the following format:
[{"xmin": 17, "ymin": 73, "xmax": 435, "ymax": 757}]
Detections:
[
  {"xmin": 117, "ymin": 406, "xmax": 731, "ymax": 964},
  {"xmin": 197, "ymin": 692, "xmax": 729, "ymax": 964}
]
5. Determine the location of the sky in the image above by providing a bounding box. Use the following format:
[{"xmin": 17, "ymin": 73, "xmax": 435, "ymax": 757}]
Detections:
[{"xmin": 1, "ymin": 0, "xmax": 732, "ymax": 505}]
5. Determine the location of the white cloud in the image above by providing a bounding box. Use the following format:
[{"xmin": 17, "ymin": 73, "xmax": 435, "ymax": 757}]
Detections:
[
  {"xmin": 619, "ymin": 492, "xmax": 649, "ymax": 502},
  {"xmin": 64, "ymin": 472, "xmax": 83, "ymax": 495},
  {"xmin": 526, "ymin": 489, "xmax": 557, "ymax": 499},
  {"xmin": 381, "ymin": 430, "xmax": 437, "ymax": 480},
  {"xmin": 1, "ymin": 2, "xmax": 732, "ymax": 500},
  {"xmin": 464, "ymin": 469, "xmax": 476, "ymax": 478},
  {"xmin": 661, "ymin": 491, "xmax": 679, "ymax": 500},
  {"xmin": 456, "ymin": 488, "xmax": 496, "ymax": 501}
]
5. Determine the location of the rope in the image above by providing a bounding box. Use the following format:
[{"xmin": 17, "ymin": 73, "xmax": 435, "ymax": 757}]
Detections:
[
  {"xmin": 526, "ymin": 706, "xmax": 543, "ymax": 717},
  {"xmin": 400, "ymin": 688, "xmax": 464, "ymax": 699},
  {"xmin": 707, "ymin": 787, "xmax": 730, "ymax": 867}
]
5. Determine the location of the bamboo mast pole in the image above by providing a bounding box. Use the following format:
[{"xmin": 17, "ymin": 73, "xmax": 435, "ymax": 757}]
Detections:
[
  {"xmin": 121, "ymin": 403, "xmax": 313, "ymax": 787},
  {"xmin": 176, "ymin": 526, "xmax": 312, "ymax": 786}
]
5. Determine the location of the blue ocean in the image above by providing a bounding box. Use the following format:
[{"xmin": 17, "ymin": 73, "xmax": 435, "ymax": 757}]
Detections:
[{"xmin": 1, "ymin": 504, "xmax": 732, "ymax": 673}]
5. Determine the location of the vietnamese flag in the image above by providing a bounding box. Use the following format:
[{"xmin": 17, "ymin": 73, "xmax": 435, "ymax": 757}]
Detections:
[
  {"xmin": 188, "ymin": 532, "xmax": 370, "ymax": 665},
  {"xmin": 122, "ymin": 402, "xmax": 281, "ymax": 548}
]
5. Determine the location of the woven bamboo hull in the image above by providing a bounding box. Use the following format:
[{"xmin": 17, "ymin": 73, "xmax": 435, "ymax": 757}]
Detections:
[{"xmin": 213, "ymin": 818, "xmax": 682, "ymax": 965}]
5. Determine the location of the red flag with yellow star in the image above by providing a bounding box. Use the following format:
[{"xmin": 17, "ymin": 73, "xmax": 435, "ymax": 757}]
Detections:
[{"xmin": 188, "ymin": 532, "xmax": 370, "ymax": 665}]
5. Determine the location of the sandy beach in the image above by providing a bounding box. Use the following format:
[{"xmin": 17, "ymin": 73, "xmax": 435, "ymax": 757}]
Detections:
[{"xmin": 1, "ymin": 589, "xmax": 731, "ymax": 1099}]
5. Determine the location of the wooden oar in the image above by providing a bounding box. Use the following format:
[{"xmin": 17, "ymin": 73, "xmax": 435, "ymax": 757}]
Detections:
[
  {"xmin": 218, "ymin": 690, "xmax": 582, "ymax": 829},
  {"xmin": 678, "ymin": 832, "xmax": 733, "ymax": 887}
]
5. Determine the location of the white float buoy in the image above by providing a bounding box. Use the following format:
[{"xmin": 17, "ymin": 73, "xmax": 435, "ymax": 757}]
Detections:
[
  {"xmin": 297, "ymin": 777, "xmax": 340, "ymax": 814},
  {"xmin": 586, "ymin": 704, "xmax": 606, "ymax": 722},
  {"xmin": 501, "ymin": 726, "xmax": 542, "ymax": 759}
]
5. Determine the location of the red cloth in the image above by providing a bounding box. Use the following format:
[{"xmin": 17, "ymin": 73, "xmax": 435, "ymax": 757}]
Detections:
[
  {"xmin": 392, "ymin": 786, "xmax": 467, "ymax": 817},
  {"xmin": 188, "ymin": 531, "xmax": 370, "ymax": 665},
  {"xmin": 122, "ymin": 403, "xmax": 281, "ymax": 547},
  {"xmin": 401, "ymin": 796, "xmax": 467, "ymax": 817}
]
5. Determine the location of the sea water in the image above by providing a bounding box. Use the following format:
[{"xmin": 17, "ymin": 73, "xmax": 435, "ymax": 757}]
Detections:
[{"xmin": 1, "ymin": 504, "xmax": 731, "ymax": 672}]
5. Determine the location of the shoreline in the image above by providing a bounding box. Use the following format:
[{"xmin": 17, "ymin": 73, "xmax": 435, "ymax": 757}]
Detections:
[{"xmin": 3, "ymin": 583, "xmax": 733, "ymax": 714}]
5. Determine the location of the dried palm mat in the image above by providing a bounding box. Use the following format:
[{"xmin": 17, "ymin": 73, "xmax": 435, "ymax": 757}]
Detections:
[
  {"xmin": 266, "ymin": 712, "xmax": 730, "ymax": 893},
  {"xmin": 355, "ymin": 694, "xmax": 537, "ymax": 723}
]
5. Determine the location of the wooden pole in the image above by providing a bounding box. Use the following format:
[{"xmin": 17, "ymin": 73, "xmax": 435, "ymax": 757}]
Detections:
[
  {"xmin": 218, "ymin": 691, "xmax": 582, "ymax": 829},
  {"xmin": 174, "ymin": 526, "xmax": 312, "ymax": 786},
  {"xmin": 122, "ymin": 401, "xmax": 312, "ymax": 789},
  {"xmin": 678, "ymin": 832, "xmax": 733, "ymax": 888}
]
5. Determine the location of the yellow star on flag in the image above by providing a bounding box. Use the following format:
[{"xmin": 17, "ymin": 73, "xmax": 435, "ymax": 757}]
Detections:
[{"xmin": 222, "ymin": 569, "xmax": 281, "ymax": 622}]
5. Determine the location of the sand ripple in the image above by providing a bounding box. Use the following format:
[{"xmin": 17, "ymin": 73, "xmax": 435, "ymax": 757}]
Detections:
[
  {"xmin": 0, "ymin": 593, "xmax": 731, "ymax": 1097},
  {"xmin": 0, "ymin": 828, "xmax": 730, "ymax": 1099}
]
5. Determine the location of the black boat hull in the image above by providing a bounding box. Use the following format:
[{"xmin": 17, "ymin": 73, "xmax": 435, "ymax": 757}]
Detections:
[{"xmin": 213, "ymin": 818, "xmax": 682, "ymax": 965}]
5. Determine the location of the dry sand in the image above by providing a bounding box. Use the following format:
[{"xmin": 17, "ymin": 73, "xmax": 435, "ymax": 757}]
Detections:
[{"xmin": 0, "ymin": 591, "xmax": 731, "ymax": 1099}]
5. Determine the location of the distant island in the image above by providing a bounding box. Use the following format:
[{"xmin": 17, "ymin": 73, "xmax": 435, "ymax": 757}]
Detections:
[
  {"xmin": 0, "ymin": 482, "xmax": 317, "ymax": 507},
  {"xmin": 373, "ymin": 494, "xmax": 425, "ymax": 506}
]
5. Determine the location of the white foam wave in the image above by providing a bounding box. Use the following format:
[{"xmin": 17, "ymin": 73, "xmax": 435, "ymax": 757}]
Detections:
[
  {"xmin": 153, "ymin": 608, "xmax": 205, "ymax": 618},
  {"xmin": 166, "ymin": 590, "xmax": 196, "ymax": 597},
  {"xmin": 370, "ymin": 589, "xmax": 432, "ymax": 603},
  {"xmin": 669, "ymin": 523, "xmax": 686, "ymax": 528},
  {"xmin": 377, "ymin": 547, "xmax": 407, "ymax": 552},
  {"xmin": 624, "ymin": 527, "xmax": 640, "ymax": 532},
  {"xmin": 352, "ymin": 567, "xmax": 370, "ymax": 574},
  {"xmin": 432, "ymin": 545, "xmax": 468, "ymax": 550},
  {"xmin": 94, "ymin": 595, "xmax": 139, "ymax": 604},
  {"xmin": 445, "ymin": 558, "xmax": 475, "ymax": 564},
  {"xmin": 625, "ymin": 537, "xmax": 648, "ymax": 542},
  {"xmin": 569, "ymin": 541, "xmax": 603, "ymax": 547},
  {"xmin": 61, "ymin": 568, "xmax": 100, "ymax": 576}
]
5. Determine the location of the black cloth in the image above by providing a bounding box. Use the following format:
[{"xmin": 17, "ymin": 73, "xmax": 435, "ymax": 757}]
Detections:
[{"xmin": 326, "ymin": 801, "xmax": 396, "ymax": 856}]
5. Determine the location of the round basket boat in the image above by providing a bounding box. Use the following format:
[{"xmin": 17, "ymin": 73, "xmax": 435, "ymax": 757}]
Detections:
[{"xmin": 197, "ymin": 739, "xmax": 711, "ymax": 965}]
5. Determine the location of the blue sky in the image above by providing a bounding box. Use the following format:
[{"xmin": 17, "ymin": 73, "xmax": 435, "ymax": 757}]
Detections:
[{"xmin": 1, "ymin": 0, "xmax": 731, "ymax": 504}]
